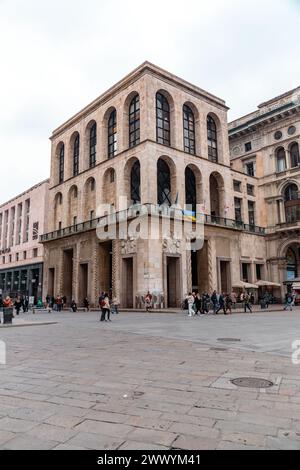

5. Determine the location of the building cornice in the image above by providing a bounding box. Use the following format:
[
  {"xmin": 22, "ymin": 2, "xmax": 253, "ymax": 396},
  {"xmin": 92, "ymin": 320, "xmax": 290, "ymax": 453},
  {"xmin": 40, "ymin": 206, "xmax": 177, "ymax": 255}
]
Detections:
[{"xmin": 51, "ymin": 62, "xmax": 228, "ymax": 140}]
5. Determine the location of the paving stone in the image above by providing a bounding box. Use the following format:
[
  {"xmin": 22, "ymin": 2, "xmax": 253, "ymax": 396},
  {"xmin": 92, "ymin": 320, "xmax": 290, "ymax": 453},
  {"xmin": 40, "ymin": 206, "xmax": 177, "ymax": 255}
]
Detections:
[
  {"xmin": 0, "ymin": 417, "xmax": 37, "ymax": 433},
  {"xmin": 74, "ymin": 419, "xmax": 134, "ymax": 438},
  {"xmin": 172, "ymin": 435, "xmax": 218, "ymax": 450},
  {"xmin": 44, "ymin": 414, "xmax": 85, "ymax": 428},
  {"xmin": 27, "ymin": 423, "xmax": 78, "ymax": 443},
  {"xmin": 266, "ymin": 436, "xmax": 300, "ymax": 450},
  {"xmin": 0, "ymin": 430, "xmax": 16, "ymax": 445},
  {"xmin": 3, "ymin": 435, "xmax": 58, "ymax": 450},
  {"xmin": 215, "ymin": 419, "xmax": 278, "ymax": 436},
  {"xmin": 168, "ymin": 422, "xmax": 220, "ymax": 439},
  {"xmin": 119, "ymin": 440, "xmax": 169, "ymax": 450},
  {"xmin": 65, "ymin": 432, "xmax": 124, "ymax": 450},
  {"xmin": 126, "ymin": 428, "xmax": 178, "ymax": 447}
]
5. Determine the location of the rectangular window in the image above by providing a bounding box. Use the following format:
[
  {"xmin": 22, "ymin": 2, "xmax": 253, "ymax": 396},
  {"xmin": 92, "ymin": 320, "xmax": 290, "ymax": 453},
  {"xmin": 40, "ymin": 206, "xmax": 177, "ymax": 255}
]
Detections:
[
  {"xmin": 234, "ymin": 198, "xmax": 242, "ymax": 223},
  {"xmin": 245, "ymin": 142, "xmax": 252, "ymax": 152},
  {"xmin": 256, "ymin": 264, "xmax": 262, "ymax": 280},
  {"xmin": 242, "ymin": 263, "xmax": 250, "ymax": 282},
  {"xmin": 233, "ymin": 180, "xmax": 241, "ymax": 192},
  {"xmin": 16, "ymin": 253, "xmax": 19, "ymax": 261},
  {"xmin": 32, "ymin": 221, "xmax": 39, "ymax": 240},
  {"xmin": 33, "ymin": 248, "xmax": 38, "ymax": 258},
  {"xmin": 73, "ymin": 216, "xmax": 77, "ymax": 226},
  {"xmin": 247, "ymin": 184, "xmax": 255, "ymax": 196},
  {"xmin": 245, "ymin": 162, "xmax": 255, "ymax": 177},
  {"xmin": 248, "ymin": 201, "xmax": 255, "ymax": 226},
  {"xmin": 23, "ymin": 251, "xmax": 27, "ymax": 260}
]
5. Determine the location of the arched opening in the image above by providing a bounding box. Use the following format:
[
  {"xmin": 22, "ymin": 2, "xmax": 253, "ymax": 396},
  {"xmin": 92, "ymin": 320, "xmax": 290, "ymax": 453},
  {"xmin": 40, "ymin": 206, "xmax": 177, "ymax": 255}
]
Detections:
[
  {"xmin": 185, "ymin": 165, "xmax": 202, "ymax": 213},
  {"xmin": 70, "ymin": 133, "xmax": 80, "ymax": 177},
  {"xmin": 183, "ymin": 104, "xmax": 196, "ymax": 155},
  {"xmin": 286, "ymin": 246, "xmax": 298, "ymax": 281},
  {"xmin": 284, "ymin": 183, "xmax": 300, "ymax": 223},
  {"xmin": 276, "ymin": 147, "xmax": 286, "ymax": 172},
  {"xmin": 209, "ymin": 172, "xmax": 224, "ymax": 218},
  {"xmin": 102, "ymin": 168, "xmax": 116, "ymax": 208},
  {"xmin": 56, "ymin": 142, "xmax": 65, "ymax": 184},
  {"xmin": 207, "ymin": 115, "xmax": 218, "ymax": 163},
  {"xmin": 124, "ymin": 157, "xmax": 141, "ymax": 206},
  {"xmin": 290, "ymin": 142, "xmax": 300, "ymax": 168},
  {"xmin": 86, "ymin": 121, "xmax": 97, "ymax": 169},
  {"xmin": 68, "ymin": 185, "xmax": 79, "ymax": 226},
  {"xmin": 83, "ymin": 177, "xmax": 96, "ymax": 221},
  {"xmin": 129, "ymin": 94, "xmax": 140, "ymax": 148},
  {"xmin": 156, "ymin": 91, "xmax": 173, "ymax": 147},
  {"xmin": 54, "ymin": 192, "xmax": 63, "ymax": 230},
  {"xmin": 108, "ymin": 109, "xmax": 117, "ymax": 158},
  {"xmin": 157, "ymin": 157, "xmax": 176, "ymax": 206}
]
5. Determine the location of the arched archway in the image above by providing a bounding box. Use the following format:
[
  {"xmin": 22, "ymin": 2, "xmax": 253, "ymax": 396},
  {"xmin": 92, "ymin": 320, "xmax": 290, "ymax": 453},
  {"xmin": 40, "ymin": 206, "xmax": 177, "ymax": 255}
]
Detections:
[
  {"xmin": 157, "ymin": 156, "xmax": 176, "ymax": 206},
  {"xmin": 289, "ymin": 142, "xmax": 300, "ymax": 168},
  {"xmin": 124, "ymin": 157, "xmax": 141, "ymax": 205},
  {"xmin": 123, "ymin": 92, "xmax": 140, "ymax": 149},
  {"xmin": 284, "ymin": 183, "xmax": 300, "ymax": 223},
  {"xmin": 185, "ymin": 164, "xmax": 202, "ymax": 212},
  {"xmin": 68, "ymin": 185, "xmax": 79, "ymax": 226},
  {"xmin": 156, "ymin": 90, "xmax": 175, "ymax": 147},
  {"xmin": 85, "ymin": 120, "xmax": 97, "ymax": 169},
  {"xmin": 55, "ymin": 142, "xmax": 65, "ymax": 184},
  {"xmin": 83, "ymin": 177, "xmax": 96, "ymax": 221},
  {"xmin": 69, "ymin": 132, "xmax": 80, "ymax": 177},
  {"xmin": 53, "ymin": 192, "xmax": 63, "ymax": 230},
  {"xmin": 102, "ymin": 168, "xmax": 116, "ymax": 209},
  {"xmin": 209, "ymin": 172, "xmax": 224, "ymax": 218}
]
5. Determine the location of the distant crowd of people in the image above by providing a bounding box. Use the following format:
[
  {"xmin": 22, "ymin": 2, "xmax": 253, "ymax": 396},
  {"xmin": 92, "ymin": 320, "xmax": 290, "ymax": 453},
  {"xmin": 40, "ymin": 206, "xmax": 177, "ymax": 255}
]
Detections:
[
  {"xmin": 0, "ymin": 294, "xmax": 30, "ymax": 314},
  {"xmin": 185, "ymin": 290, "xmax": 254, "ymax": 316}
]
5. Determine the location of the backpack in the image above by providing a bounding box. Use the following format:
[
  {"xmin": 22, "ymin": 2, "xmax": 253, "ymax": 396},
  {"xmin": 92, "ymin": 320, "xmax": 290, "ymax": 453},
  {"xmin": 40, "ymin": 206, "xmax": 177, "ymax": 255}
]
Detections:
[{"xmin": 100, "ymin": 299, "xmax": 106, "ymax": 308}]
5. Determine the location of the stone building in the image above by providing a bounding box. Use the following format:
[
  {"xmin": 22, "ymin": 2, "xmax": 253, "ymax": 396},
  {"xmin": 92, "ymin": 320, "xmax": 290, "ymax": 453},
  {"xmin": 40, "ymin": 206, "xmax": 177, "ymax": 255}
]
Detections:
[
  {"xmin": 229, "ymin": 86, "xmax": 300, "ymax": 300},
  {"xmin": 0, "ymin": 179, "xmax": 49, "ymax": 301},
  {"xmin": 41, "ymin": 62, "xmax": 268, "ymax": 308}
]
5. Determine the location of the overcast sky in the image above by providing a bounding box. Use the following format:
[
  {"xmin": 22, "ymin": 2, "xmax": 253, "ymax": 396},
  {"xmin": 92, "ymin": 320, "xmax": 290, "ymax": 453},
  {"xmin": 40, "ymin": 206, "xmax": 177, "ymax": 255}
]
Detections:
[{"xmin": 0, "ymin": 0, "xmax": 299, "ymax": 204}]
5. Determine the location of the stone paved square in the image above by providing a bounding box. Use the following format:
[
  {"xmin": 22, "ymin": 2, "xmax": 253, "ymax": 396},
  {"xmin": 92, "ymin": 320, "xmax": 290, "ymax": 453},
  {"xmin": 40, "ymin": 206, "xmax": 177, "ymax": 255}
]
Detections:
[{"xmin": 1, "ymin": 309, "xmax": 300, "ymax": 450}]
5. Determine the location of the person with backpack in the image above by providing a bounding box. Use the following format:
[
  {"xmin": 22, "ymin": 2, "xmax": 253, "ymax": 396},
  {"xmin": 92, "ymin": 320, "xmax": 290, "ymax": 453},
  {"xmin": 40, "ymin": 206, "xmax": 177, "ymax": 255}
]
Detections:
[
  {"xmin": 244, "ymin": 293, "xmax": 253, "ymax": 313},
  {"xmin": 100, "ymin": 293, "xmax": 111, "ymax": 322}
]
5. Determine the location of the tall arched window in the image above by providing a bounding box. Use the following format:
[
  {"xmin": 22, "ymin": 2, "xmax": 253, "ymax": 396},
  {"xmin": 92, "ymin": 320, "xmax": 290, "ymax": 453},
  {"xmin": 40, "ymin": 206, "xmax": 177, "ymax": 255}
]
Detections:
[
  {"xmin": 89, "ymin": 123, "xmax": 97, "ymax": 168},
  {"xmin": 129, "ymin": 95, "xmax": 140, "ymax": 148},
  {"xmin": 73, "ymin": 135, "xmax": 80, "ymax": 176},
  {"xmin": 108, "ymin": 110, "xmax": 117, "ymax": 158},
  {"xmin": 290, "ymin": 143, "xmax": 300, "ymax": 168},
  {"xmin": 276, "ymin": 147, "xmax": 286, "ymax": 172},
  {"xmin": 131, "ymin": 160, "xmax": 141, "ymax": 204},
  {"xmin": 59, "ymin": 144, "xmax": 64, "ymax": 183},
  {"xmin": 207, "ymin": 116, "xmax": 218, "ymax": 163},
  {"xmin": 185, "ymin": 167, "xmax": 196, "ymax": 212},
  {"xmin": 157, "ymin": 159, "xmax": 171, "ymax": 206},
  {"xmin": 183, "ymin": 105, "xmax": 195, "ymax": 155},
  {"xmin": 286, "ymin": 247, "xmax": 298, "ymax": 280},
  {"xmin": 284, "ymin": 184, "xmax": 300, "ymax": 223},
  {"xmin": 156, "ymin": 93, "xmax": 170, "ymax": 146}
]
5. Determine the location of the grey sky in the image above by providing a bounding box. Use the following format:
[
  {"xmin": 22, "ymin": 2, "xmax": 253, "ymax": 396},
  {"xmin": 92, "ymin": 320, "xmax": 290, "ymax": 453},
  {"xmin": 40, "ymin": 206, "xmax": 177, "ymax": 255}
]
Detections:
[{"xmin": 1, "ymin": 0, "xmax": 299, "ymax": 204}]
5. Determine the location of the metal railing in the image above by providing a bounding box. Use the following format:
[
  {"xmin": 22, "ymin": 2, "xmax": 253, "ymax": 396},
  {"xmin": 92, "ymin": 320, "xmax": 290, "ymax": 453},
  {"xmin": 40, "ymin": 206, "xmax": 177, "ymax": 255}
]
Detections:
[{"xmin": 40, "ymin": 204, "xmax": 265, "ymax": 242}]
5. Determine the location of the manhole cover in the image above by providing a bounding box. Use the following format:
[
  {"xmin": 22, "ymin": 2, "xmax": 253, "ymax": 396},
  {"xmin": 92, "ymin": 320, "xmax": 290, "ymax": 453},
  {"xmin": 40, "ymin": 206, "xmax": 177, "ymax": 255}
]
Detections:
[
  {"xmin": 231, "ymin": 377, "xmax": 274, "ymax": 388},
  {"xmin": 210, "ymin": 347, "xmax": 227, "ymax": 352},
  {"xmin": 218, "ymin": 338, "xmax": 241, "ymax": 342}
]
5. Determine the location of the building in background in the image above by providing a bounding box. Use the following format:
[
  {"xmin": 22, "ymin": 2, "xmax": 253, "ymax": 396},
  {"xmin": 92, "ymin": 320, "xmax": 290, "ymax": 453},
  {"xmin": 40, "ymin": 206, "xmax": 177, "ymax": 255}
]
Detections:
[
  {"xmin": 229, "ymin": 87, "xmax": 300, "ymax": 300},
  {"xmin": 40, "ymin": 62, "xmax": 267, "ymax": 308},
  {"xmin": 0, "ymin": 179, "xmax": 49, "ymax": 301}
]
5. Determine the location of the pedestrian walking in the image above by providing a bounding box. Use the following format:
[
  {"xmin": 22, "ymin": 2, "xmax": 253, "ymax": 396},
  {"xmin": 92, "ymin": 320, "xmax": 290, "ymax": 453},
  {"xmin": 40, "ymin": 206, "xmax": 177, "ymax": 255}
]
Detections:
[
  {"xmin": 145, "ymin": 291, "xmax": 152, "ymax": 312},
  {"xmin": 244, "ymin": 293, "xmax": 253, "ymax": 313},
  {"xmin": 14, "ymin": 297, "xmax": 22, "ymax": 315},
  {"xmin": 71, "ymin": 300, "xmax": 77, "ymax": 312},
  {"xmin": 216, "ymin": 293, "xmax": 226, "ymax": 315},
  {"xmin": 111, "ymin": 296, "xmax": 120, "ymax": 314},
  {"xmin": 100, "ymin": 294, "xmax": 111, "ymax": 322},
  {"xmin": 211, "ymin": 291, "xmax": 218, "ymax": 314},
  {"xmin": 225, "ymin": 293, "xmax": 233, "ymax": 315},
  {"xmin": 284, "ymin": 293, "xmax": 293, "ymax": 311},
  {"xmin": 230, "ymin": 290, "xmax": 237, "ymax": 309},
  {"xmin": 194, "ymin": 293, "xmax": 201, "ymax": 315},
  {"xmin": 187, "ymin": 293, "xmax": 195, "ymax": 317},
  {"xmin": 83, "ymin": 297, "xmax": 90, "ymax": 312}
]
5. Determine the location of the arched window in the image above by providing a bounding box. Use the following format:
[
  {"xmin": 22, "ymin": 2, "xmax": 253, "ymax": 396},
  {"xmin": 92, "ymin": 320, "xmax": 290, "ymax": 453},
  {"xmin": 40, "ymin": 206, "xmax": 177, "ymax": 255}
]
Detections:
[
  {"xmin": 286, "ymin": 247, "xmax": 298, "ymax": 280},
  {"xmin": 108, "ymin": 110, "xmax": 117, "ymax": 158},
  {"xmin": 73, "ymin": 135, "xmax": 80, "ymax": 176},
  {"xmin": 290, "ymin": 143, "xmax": 300, "ymax": 168},
  {"xmin": 276, "ymin": 147, "xmax": 286, "ymax": 172},
  {"xmin": 183, "ymin": 105, "xmax": 195, "ymax": 155},
  {"xmin": 129, "ymin": 95, "xmax": 140, "ymax": 148},
  {"xmin": 284, "ymin": 184, "xmax": 300, "ymax": 223},
  {"xmin": 185, "ymin": 167, "xmax": 196, "ymax": 212},
  {"xmin": 210, "ymin": 174, "xmax": 221, "ymax": 217},
  {"xmin": 207, "ymin": 116, "xmax": 218, "ymax": 163},
  {"xmin": 156, "ymin": 93, "xmax": 170, "ymax": 146},
  {"xmin": 131, "ymin": 160, "xmax": 141, "ymax": 204},
  {"xmin": 157, "ymin": 159, "xmax": 171, "ymax": 206},
  {"xmin": 284, "ymin": 184, "xmax": 298, "ymax": 202},
  {"xmin": 89, "ymin": 123, "xmax": 97, "ymax": 168},
  {"xmin": 59, "ymin": 144, "xmax": 64, "ymax": 183}
]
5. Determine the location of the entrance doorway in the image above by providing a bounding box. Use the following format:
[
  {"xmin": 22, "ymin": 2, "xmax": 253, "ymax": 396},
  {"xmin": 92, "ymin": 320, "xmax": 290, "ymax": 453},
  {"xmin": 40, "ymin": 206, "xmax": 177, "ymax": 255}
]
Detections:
[
  {"xmin": 220, "ymin": 260, "xmax": 231, "ymax": 293},
  {"xmin": 191, "ymin": 241, "xmax": 209, "ymax": 293},
  {"xmin": 167, "ymin": 256, "xmax": 180, "ymax": 308},
  {"xmin": 98, "ymin": 241, "xmax": 112, "ymax": 294},
  {"xmin": 123, "ymin": 257, "xmax": 133, "ymax": 308},
  {"xmin": 48, "ymin": 268, "xmax": 55, "ymax": 297},
  {"xmin": 62, "ymin": 249, "xmax": 73, "ymax": 305},
  {"xmin": 79, "ymin": 264, "xmax": 88, "ymax": 305}
]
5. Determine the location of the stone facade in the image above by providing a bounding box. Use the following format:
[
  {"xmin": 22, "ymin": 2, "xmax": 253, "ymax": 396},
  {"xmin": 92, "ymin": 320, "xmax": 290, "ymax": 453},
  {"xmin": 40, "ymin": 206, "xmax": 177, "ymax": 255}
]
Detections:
[
  {"xmin": 41, "ymin": 62, "xmax": 268, "ymax": 308},
  {"xmin": 0, "ymin": 179, "xmax": 49, "ymax": 300},
  {"xmin": 229, "ymin": 86, "xmax": 300, "ymax": 299}
]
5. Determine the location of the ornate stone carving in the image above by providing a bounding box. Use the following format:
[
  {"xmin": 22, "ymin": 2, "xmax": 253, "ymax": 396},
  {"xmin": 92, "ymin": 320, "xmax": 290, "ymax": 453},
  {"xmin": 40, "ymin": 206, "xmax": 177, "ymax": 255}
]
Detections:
[
  {"xmin": 162, "ymin": 238, "xmax": 181, "ymax": 254},
  {"xmin": 121, "ymin": 238, "xmax": 137, "ymax": 255}
]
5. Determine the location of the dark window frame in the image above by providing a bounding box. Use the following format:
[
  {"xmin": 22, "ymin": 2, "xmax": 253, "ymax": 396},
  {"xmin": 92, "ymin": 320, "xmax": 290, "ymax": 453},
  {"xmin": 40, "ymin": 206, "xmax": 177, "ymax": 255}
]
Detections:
[
  {"xmin": 156, "ymin": 93, "xmax": 170, "ymax": 146},
  {"xmin": 73, "ymin": 135, "xmax": 80, "ymax": 176},
  {"xmin": 129, "ymin": 95, "xmax": 140, "ymax": 148},
  {"xmin": 157, "ymin": 159, "xmax": 171, "ymax": 206},
  {"xmin": 89, "ymin": 123, "xmax": 97, "ymax": 168},
  {"xmin": 59, "ymin": 144, "xmax": 64, "ymax": 183},
  {"xmin": 207, "ymin": 115, "xmax": 218, "ymax": 163},
  {"xmin": 130, "ymin": 160, "xmax": 141, "ymax": 204},
  {"xmin": 183, "ymin": 105, "xmax": 196, "ymax": 155},
  {"xmin": 108, "ymin": 110, "xmax": 117, "ymax": 158}
]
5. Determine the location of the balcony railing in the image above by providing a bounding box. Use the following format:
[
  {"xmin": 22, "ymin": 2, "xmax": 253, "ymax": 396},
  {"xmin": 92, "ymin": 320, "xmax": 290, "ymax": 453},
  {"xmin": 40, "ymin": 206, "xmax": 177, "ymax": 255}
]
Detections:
[{"xmin": 40, "ymin": 204, "xmax": 265, "ymax": 242}]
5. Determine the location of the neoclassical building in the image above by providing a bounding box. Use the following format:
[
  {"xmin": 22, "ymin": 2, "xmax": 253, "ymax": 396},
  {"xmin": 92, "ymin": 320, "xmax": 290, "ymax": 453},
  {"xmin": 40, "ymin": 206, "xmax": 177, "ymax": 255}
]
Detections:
[
  {"xmin": 41, "ymin": 62, "xmax": 268, "ymax": 308},
  {"xmin": 229, "ymin": 86, "xmax": 300, "ymax": 300}
]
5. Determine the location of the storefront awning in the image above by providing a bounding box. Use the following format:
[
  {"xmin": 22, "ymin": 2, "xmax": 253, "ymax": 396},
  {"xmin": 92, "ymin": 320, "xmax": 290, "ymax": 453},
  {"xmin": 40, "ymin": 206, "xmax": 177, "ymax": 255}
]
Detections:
[
  {"xmin": 255, "ymin": 280, "xmax": 281, "ymax": 288},
  {"xmin": 232, "ymin": 281, "xmax": 258, "ymax": 289}
]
